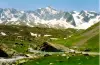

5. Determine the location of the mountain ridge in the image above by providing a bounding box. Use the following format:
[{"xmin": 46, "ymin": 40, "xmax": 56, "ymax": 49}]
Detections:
[{"xmin": 0, "ymin": 6, "xmax": 99, "ymax": 29}]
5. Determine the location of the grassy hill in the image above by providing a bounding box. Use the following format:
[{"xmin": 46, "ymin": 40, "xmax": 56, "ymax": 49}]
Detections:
[{"xmin": 50, "ymin": 22, "xmax": 99, "ymax": 52}]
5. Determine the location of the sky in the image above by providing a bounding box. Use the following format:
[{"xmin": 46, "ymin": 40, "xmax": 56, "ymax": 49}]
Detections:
[{"xmin": 0, "ymin": 0, "xmax": 99, "ymax": 12}]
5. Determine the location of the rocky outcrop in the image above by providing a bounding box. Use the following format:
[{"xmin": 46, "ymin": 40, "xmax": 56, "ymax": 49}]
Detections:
[
  {"xmin": 0, "ymin": 44, "xmax": 16, "ymax": 57},
  {"xmin": 0, "ymin": 49, "xmax": 8, "ymax": 57},
  {"xmin": 39, "ymin": 42, "xmax": 69, "ymax": 52}
]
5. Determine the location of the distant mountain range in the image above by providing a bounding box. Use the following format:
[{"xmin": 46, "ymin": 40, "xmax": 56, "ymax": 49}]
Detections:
[{"xmin": 0, "ymin": 6, "xmax": 99, "ymax": 29}]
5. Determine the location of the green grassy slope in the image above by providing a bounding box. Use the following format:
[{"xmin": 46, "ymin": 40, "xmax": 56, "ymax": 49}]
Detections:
[
  {"xmin": 74, "ymin": 22, "xmax": 99, "ymax": 51},
  {"xmin": 50, "ymin": 22, "xmax": 99, "ymax": 52}
]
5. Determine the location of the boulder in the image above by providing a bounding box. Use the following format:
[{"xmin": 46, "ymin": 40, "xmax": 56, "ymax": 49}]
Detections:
[{"xmin": 39, "ymin": 42, "xmax": 69, "ymax": 52}]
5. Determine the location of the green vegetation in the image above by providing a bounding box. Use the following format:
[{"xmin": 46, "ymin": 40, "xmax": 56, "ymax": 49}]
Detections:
[
  {"xmin": 0, "ymin": 25, "xmax": 81, "ymax": 53},
  {"xmin": 21, "ymin": 54, "xmax": 99, "ymax": 65},
  {"xmin": 50, "ymin": 22, "xmax": 99, "ymax": 52},
  {"xmin": 0, "ymin": 25, "xmax": 79, "ymax": 38},
  {"xmin": 81, "ymin": 34, "xmax": 99, "ymax": 52},
  {"xmin": 0, "ymin": 22, "xmax": 99, "ymax": 53},
  {"xmin": 0, "ymin": 23, "xmax": 99, "ymax": 65}
]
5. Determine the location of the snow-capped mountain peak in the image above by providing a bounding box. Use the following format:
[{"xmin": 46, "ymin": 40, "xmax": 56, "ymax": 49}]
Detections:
[
  {"xmin": 37, "ymin": 6, "xmax": 58, "ymax": 15},
  {"xmin": 0, "ymin": 7, "xmax": 99, "ymax": 29},
  {"xmin": 45, "ymin": 6, "xmax": 58, "ymax": 14},
  {"xmin": 45, "ymin": 6, "xmax": 53, "ymax": 10}
]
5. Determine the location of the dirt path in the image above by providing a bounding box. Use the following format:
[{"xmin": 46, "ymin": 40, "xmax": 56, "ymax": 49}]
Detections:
[
  {"xmin": 0, "ymin": 56, "xmax": 27, "ymax": 63},
  {"xmin": 29, "ymin": 49, "xmax": 100, "ymax": 55},
  {"xmin": 81, "ymin": 52, "xmax": 100, "ymax": 55}
]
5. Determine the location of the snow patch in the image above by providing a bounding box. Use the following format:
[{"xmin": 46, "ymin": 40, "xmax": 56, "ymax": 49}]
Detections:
[
  {"xmin": 44, "ymin": 34, "xmax": 52, "ymax": 37},
  {"xmin": 30, "ymin": 32, "xmax": 38, "ymax": 37},
  {"xmin": 10, "ymin": 18, "xmax": 18, "ymax": 21},
  {"xmin": 0, "ymin": 32, "xmax": 6, "ymax": 36}
]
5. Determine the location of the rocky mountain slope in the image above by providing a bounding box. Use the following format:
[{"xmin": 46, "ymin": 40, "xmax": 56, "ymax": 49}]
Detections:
[{"xmin": 0, "ymin": 6, "xmax": 100, "ymax": 29}]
